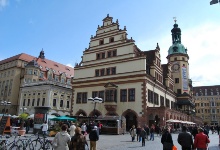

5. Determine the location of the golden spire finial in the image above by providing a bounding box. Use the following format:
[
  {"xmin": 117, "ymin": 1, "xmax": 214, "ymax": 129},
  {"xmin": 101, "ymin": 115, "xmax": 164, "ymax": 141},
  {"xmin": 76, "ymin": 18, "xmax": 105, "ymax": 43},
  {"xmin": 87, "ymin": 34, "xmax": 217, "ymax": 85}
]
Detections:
[{"xmin": 173, "ymin": 17, "xmax": 177, "ymax": 23}]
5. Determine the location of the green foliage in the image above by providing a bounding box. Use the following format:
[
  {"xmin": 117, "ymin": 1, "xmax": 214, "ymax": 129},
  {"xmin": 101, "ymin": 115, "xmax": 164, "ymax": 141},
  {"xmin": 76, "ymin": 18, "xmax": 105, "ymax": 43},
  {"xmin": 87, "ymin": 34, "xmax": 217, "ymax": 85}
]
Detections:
[{"xmin": 19, "ymin": 113, "xmax": 29, "ymax": 120}]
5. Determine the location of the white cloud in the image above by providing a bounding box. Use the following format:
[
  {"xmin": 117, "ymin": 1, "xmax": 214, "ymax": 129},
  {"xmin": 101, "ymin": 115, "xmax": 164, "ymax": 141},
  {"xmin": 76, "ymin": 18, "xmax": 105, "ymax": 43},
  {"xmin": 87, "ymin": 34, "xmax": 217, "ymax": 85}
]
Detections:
[
  {"xmin": 0, "ymin": 0, "xmax": 8, "ymax": 9},
  {"xmin": 137, "ymin": 22, "xmax": 220, "ymax": 86},
  {"xmin": 66, "ymin": 63, "xmax": 74, "ymax": 68}
]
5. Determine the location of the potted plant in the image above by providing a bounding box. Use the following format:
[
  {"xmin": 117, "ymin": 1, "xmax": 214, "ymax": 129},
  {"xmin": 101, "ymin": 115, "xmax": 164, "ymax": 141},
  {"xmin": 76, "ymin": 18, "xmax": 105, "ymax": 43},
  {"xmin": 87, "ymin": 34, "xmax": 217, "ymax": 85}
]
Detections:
[{"xmin": 18, "ymin": 113, "xmax": 29, "ymax": 135}]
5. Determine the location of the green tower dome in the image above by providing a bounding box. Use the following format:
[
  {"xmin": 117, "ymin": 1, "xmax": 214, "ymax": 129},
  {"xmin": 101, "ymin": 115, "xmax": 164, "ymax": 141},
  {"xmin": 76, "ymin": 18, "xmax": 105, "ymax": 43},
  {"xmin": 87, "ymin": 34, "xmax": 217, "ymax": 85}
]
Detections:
[{"xmin": 168, "ymin": 22, "xmax": 187, "ymax": 55}]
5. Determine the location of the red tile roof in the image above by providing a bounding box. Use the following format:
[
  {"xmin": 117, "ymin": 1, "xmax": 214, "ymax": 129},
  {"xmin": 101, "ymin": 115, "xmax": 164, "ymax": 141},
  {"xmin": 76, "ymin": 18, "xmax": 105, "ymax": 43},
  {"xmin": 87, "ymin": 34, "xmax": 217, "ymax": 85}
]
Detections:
[{"xmin": 0, "ymin": 53, "xmax": 74, "ymax": 78}]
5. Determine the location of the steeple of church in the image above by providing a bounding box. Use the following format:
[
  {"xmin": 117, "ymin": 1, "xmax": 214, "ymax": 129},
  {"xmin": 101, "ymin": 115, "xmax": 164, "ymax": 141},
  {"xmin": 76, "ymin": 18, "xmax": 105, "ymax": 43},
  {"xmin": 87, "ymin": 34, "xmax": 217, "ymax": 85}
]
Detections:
[{"xmin": 38, "ymin": 49, "xmax": 45, "ymax": 59}]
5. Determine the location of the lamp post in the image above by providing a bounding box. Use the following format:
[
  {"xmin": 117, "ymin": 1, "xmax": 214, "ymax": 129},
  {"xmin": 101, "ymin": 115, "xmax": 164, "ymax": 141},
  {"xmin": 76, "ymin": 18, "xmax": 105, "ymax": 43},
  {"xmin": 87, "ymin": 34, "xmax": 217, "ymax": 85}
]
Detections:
[
  {"xmin": 88, "ymin": 97, "xmax": 103, "ymax": 120},
  {"xmin": 20, "ymin": 107, "xmax": 27, "ymax": 113},
  {"xmin": 1, "ymin": 101, "xmax": 11, "ymax": 116}
]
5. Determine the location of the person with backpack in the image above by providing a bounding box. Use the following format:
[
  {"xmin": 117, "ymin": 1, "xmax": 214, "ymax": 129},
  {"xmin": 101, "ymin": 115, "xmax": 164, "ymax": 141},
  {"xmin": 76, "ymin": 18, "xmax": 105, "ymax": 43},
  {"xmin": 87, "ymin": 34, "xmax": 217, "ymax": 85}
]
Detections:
[
  {"xmin": 70, "ymin": 127, "xmax": 88, "ymax": 150},
  {"xmin": 89, "ymin": 126, "xmax": 99, "ymax": 150}
]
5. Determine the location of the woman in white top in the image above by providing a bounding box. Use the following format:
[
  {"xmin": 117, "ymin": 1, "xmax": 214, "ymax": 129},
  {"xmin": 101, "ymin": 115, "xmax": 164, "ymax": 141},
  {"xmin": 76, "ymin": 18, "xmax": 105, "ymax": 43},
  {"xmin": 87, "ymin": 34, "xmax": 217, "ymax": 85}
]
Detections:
[
  {"xmin": 41, "ymin": 121, "xmax": 48, "ymax": 136},
  {"xmin": 69, "ymin": 122, "xmax": 76, "ymax": 137}
]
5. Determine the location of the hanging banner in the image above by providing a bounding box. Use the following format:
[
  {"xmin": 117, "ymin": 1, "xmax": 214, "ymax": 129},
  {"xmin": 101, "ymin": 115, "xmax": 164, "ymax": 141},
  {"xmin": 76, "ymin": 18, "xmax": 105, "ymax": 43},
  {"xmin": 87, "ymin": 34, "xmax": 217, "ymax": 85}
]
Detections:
[{"xmin": 182, "ymin": 66, "xmax": 188, "ymax": 92}]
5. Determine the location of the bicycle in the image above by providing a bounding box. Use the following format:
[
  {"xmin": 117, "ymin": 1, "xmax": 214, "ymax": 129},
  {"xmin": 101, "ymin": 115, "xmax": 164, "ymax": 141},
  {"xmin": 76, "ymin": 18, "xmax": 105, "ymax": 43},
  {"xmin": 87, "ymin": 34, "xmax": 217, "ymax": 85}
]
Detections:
[
  {"xmin": 31, "ymin": 133, "xmax": 53, "ymax": 150},
  {"xmin": 0, "ymin": 135, "xmax": 20, "ymax": 150},
  {"xmin": 16, "ymin": 135, "xmax": 35, "ymax": 150}
]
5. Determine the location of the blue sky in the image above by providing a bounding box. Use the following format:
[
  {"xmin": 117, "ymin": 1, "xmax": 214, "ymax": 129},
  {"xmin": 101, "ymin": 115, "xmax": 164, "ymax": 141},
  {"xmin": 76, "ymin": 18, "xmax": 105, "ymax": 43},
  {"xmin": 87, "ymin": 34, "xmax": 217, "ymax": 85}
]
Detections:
[{"xmin": 0, "ymin": 0, "xmax": 220, "ymax": 86}]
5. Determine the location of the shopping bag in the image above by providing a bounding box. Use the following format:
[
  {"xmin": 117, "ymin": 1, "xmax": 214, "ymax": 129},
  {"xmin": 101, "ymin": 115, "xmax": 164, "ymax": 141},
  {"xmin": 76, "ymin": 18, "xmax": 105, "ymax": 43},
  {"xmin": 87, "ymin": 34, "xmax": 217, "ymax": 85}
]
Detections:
[{"xmin": 172, "ymin": 145, "xmax": 177, "ymax": 150}]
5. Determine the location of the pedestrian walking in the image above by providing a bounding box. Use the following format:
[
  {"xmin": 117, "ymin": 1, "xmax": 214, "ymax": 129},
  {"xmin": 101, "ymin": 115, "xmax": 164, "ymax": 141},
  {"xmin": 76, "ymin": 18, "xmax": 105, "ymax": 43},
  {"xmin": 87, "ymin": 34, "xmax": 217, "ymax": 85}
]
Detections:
[
  {"xmin": 144, "ymin": 125, "xmax": 150, "ymax": 140},
  {"xmin": 140, "ymin": 127, "xmax": 146, "ymax": 146},
  {"xmin": 70, "ymin": 127, "xmax": 88, "ymax": 150},
  {"xmin": 129, "ymin": 125, "xmax": 137, "ymax": 142},
  {"xmin": 25, "ymin": 118, "xmax": 30, "ymax": 134},
  {"xmin": 89, "ymin": 126, "xmax": 99, "ymax": 150},
  {"xmin": 194, "ymin": 127, "xmax": 210, "ymax": 150},
  {"xmin": 53, "ymin": 125, "xmax": 71, "ymax": 150},
  {"xmin": 69, "ymin": 122, "xmax": 76, "ymax": 137},
  {"xmin": 149, "ymin": 126, "xmax": 155, "ymax": 141},
  {"xmin": 136, "ymin": 125, "xmax": 141, "ymax": 142},
  {"xmin": 81, "ymin": 123, "xmax": 87, "ymax": 135},
  {"xmin": 161, "ymin": 126, "xmax": 173, "ymax": 150},
  {"xmin": 177, "ymin": 126, "xmax": 194, "ymax": 150},
  {"xmin": 41, "ymin": 121, "xmax": 48, "ymax": 136}
]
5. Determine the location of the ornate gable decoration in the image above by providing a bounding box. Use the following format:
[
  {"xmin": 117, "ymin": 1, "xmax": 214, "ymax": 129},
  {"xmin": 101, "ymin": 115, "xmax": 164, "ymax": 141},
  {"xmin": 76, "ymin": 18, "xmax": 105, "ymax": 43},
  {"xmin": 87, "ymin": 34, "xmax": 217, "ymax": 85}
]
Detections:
[{"xmin": 104, "ymin": 82, "xmax": 118, "ymax": 89}]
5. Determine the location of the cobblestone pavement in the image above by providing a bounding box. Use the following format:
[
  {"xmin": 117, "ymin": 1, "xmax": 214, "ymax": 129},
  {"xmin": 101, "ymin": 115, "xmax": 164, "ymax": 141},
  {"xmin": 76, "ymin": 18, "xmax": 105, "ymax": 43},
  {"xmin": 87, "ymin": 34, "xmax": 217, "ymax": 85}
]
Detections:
[
  {"xmin": 83, "ymin": 132, "xmax": 220, "ymax": 150},
  {"xmin": 29, "ymin": 131, "xmax": 220, "ymax": 150}
]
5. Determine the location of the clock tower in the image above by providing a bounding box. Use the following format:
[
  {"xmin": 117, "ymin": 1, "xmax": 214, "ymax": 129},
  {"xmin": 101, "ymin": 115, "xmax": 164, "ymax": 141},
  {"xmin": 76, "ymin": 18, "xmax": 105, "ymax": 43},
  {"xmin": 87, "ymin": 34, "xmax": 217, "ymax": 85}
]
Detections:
[{"xmin": 166, "ymin": 18, "xmax": 190, "ymax": 95}]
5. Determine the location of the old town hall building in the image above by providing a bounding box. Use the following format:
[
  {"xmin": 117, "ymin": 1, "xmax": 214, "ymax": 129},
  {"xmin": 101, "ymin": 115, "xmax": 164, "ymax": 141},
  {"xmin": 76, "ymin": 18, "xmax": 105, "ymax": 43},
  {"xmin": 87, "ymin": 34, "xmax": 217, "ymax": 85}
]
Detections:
[{"xmin": 72, "ymin": 15, "xmax": 201, "ymax": 130}]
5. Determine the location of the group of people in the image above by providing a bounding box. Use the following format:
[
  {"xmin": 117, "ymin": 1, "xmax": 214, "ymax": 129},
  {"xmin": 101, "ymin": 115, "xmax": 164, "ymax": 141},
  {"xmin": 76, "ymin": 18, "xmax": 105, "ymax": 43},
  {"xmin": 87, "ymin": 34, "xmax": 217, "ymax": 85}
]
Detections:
[
  {"xmin": 130, "ymin": 124, "xmax": 210, "ymax": 150},
  {"xmin": 52, "ymin": 121, "xmax": 100, "ymax": 150},
  {"xmin": 163, "ymin": 125, "xmax": 210, "ymax": 150}
]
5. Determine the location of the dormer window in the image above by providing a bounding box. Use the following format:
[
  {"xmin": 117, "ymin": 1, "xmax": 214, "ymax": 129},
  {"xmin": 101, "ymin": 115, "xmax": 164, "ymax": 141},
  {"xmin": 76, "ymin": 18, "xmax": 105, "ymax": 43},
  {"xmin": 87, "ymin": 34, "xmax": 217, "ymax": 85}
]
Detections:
[
  {"xmin": 99, "ymin": 39, "xmax": 104, "ymax": 45},
  {"xmin": 109, "ymin": 37, "xmax": 114, "ymax": 43}
]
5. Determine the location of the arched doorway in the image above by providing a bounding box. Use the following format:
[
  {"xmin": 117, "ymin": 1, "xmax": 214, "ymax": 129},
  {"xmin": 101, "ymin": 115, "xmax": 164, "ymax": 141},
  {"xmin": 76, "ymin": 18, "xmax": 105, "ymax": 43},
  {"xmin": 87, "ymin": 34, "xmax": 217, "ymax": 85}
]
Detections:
[{"xmin": 125, "ymin": 112, "xmax": 137, "ymax": 131}]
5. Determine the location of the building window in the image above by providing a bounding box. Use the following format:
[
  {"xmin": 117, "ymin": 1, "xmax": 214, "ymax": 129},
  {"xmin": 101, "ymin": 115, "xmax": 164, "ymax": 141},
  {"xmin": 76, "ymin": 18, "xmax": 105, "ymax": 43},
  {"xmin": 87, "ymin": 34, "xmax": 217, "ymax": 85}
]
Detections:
[
  {"xmin": 82, "ymin": 92, "xmax": 87, "ymax": 103},
  {"xmin": 53, "ymin": 99, "xmax": 56, "ymax": 107},
  {"xmin": 92, "ymin": 91, "xmax": 98, "ymax": 98},
  {"xmin": 32, "ymin": 99, "xmax": 35, "ymax": 106},
  {"xmin": 160, "ymin": 96, "xmax": 164, "ymax": 106},
  {"xmin": 99, "ymin": 91, "xmax": 104, "ymax": 100},
  {"xmin": 23, "ymin": 99, "xmax": 26, "ymax": 106},
  {"xmin": 100, "ymin": 69, "xmax": 105, "ymax": 76},
  {"xmin": 174, "ymin": 57, "xmax": 177, "ymax": 61},
  {"xmin": 105, "ymin": 90, "xmax": 116, "ymax": 102},
  {"xmin": 106, "ymin": 68, "xmax": 111, "ymax": 75},
  {"xmin": 175, "ymin": 78, "xmax": 179, "ymax": 83},
  {"xmin": 177, "ymin": 89, "xmax": 181, "ymax": 94},
  {"xmin": 166, "ymin": 99, "xmax": 170, "ymax": 107},
  {"xmin": 112, "ymin": 50, "xmax": 117, "ymax": 56},
  {"xmin": 60, "ymin": 100, "xmax": 63, "ymax": 107},
  {"xmin": 27, "ymin": 99, "xmax": 30, "ymax": 106},
  {"xmin": 67, "ymin": 101, "xmax": 69, "ymax": 108},
  {"xmin": 107, "ymin": 51, "xmax": 111, "ymax": 57},
  {"xmin": 99, "ymin": 39, "xmax": 104, "ymax": 45},
  {"xmin": 42, "ymin": 98, "xmax": 45, "ymax": 106},
  {"xmin": 37, "ymin": 98, "xmax": 40, "ymax": 106},
  {"xmin": 111, "ymin": 67, "xmax": 116, "ymax": 75},
  {"xmin": 96, "ymin": 53, "xmax": 100, "ymax": 60},
  {"xmin": 128, "ymin": 88, "xmax": 135, "ymax": 101},
  {"xmin": 109, "ymin": 37, "xmax": 114, "ymax": 43},
  {"xmin": 101, "ymin": 52, "xmax": 105, "ymax": 59},
  {"xmin": 120, "ymin": 89, "xmax": 127, "ymax": 102},
  {"xmin": 95, "ymin": 70, "xmax": 99, "ymax": 77},
  {"xmin": 76, "ymin": 93, "xmax": 82, "ymax": 103}
]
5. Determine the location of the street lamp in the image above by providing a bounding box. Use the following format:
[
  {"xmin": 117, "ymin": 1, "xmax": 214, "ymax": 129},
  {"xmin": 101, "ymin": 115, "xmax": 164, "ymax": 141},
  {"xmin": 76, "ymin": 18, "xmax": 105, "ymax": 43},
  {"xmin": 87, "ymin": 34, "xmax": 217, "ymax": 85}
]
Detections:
[
  {"xmin": 20, "ymin": 107, "xmax": 27, "ymax": 113},
  {"xmin": 1, "ymin": 101, "xmax": 11, "ymax": 116},
  {"xmin": 88, "ymin": 97, "xmax": 103, "ymax": 120}
]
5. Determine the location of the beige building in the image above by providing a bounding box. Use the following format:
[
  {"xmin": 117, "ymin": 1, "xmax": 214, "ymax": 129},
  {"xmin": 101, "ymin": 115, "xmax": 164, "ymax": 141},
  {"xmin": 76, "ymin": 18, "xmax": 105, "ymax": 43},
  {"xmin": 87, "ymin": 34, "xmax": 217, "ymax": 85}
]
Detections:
[
  {"xmin": 0, "ymin": 50, "xmax": 74, "ymax": 115},
  {"xmin": 194, "ymin": 85, "xmax": 220, "ymax": 125},
  {"xmin": 72, "ymin": 14, "xmax": 200, "ymax": 130}
]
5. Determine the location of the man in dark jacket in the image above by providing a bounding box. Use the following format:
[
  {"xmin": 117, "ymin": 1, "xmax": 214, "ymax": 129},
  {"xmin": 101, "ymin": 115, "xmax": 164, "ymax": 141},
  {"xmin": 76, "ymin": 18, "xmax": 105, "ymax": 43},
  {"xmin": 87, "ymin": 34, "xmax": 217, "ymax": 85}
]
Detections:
[
  {"xmin": 178, "ymin": 126, "xmax": 194, "ymax": 150},
  {"xmin": 89, "ymin": 126, "xmax": 99, "ymax": 150}
]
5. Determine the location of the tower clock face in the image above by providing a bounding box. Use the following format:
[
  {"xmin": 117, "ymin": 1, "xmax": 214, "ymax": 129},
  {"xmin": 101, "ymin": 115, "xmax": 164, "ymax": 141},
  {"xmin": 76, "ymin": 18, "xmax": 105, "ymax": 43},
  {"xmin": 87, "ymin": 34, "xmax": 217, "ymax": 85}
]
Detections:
[{"xmin": 172, "ymin": 64, "xmax": 180, "ymax": 71}]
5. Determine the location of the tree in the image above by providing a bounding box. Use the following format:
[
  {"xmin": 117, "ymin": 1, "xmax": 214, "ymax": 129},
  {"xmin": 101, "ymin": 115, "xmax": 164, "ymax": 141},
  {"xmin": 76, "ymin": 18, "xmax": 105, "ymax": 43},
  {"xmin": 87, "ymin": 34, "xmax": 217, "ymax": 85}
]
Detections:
[{"xmin": 19, "ymin": 113, "xmax": 29, "ymax": 130}]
